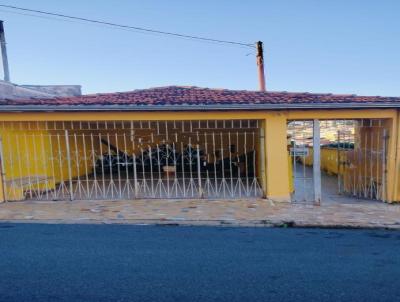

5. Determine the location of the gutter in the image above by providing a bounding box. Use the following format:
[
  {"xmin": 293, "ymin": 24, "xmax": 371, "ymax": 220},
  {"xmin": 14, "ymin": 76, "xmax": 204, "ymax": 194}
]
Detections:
[{"xmin": 0, "ymin": 102, "xmax": 399, "ymax": 112}]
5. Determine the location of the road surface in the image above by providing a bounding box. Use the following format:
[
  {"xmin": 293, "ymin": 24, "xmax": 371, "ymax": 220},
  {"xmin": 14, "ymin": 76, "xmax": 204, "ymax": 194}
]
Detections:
[{"xmin": 0, "ymin": 224, "xmax": 399, "ymax": 301}]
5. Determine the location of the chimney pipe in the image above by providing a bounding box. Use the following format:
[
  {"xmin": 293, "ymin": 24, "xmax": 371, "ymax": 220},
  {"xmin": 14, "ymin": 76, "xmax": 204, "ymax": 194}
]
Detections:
[
  {"xmin": 256, "ymin": 41, "xmax": 266, "ymax": 91},
  {"xmin": 0, "ymin": 21, "xmax": 10, "ymax": 82}
]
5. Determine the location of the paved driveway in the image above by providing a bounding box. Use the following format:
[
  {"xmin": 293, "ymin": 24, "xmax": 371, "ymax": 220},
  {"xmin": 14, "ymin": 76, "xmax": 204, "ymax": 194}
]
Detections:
[{"xmin": 0, "ymin": 224, "xmax": 399, "ymax": 301}]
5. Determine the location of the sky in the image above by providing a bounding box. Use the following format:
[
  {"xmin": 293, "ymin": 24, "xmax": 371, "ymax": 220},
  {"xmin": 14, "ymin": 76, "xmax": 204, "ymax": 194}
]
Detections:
[{"xmin": 0, "ymin": 0, "xmax": 399, "ymax": 96}]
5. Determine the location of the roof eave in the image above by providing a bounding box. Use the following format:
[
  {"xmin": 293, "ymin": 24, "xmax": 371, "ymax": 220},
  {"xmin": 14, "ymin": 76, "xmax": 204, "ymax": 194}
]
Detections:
[{"xmin": 0, "ymin": 102, "xmax": 399, "ymax": 112}]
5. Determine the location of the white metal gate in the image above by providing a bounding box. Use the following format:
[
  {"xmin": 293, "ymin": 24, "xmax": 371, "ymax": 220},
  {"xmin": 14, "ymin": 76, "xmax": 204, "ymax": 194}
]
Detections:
[
  {"xmin": 288, "ymin": 120, "xmax": 318, "ymax": 203},
  {"xmin": 288, "ymin": 119, "xmax": 389, "ymax": 203},
  {"xmin": 0, "ymin": 120, "xmax": 264, "ymax": 201},
  {"xmin": 337, "ymin": 119, "xmax": 388, "ymax": 201}
]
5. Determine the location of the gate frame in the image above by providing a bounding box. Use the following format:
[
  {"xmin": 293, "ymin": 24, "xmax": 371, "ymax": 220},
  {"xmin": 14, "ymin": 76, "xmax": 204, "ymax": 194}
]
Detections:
[
  {"xmin": 313, "ymin": 119, "xmax": 322, "ymax": 205},
  {"xmin": 0, "ymin": 119, "xmax": 265, "ymax": 201}
]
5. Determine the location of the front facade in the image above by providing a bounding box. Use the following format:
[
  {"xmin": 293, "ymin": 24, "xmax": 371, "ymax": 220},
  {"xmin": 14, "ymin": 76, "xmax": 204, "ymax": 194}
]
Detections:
[{"xmin": 0, "ymin": 86, "xmax": 399, "ymax": 204}]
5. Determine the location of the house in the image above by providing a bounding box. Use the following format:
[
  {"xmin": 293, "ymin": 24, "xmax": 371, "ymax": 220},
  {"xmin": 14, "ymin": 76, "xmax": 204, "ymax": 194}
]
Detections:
[
  {"xmin": 0, "ymin": 80, "xmax": 81, "ymax": 99},
  {"xmin": 0, "ymin": 85, "xmax": 398, "ymax": 204}
]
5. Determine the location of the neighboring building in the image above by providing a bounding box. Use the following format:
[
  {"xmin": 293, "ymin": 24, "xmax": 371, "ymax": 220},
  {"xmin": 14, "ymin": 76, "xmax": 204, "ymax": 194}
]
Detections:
[
  {"xmin": 0, "ymin": 80, "xmax": 81, "ymax": 99},
  {"xmin": 0, "ymin": 86, "xmax": 398, "ymax": 204}
]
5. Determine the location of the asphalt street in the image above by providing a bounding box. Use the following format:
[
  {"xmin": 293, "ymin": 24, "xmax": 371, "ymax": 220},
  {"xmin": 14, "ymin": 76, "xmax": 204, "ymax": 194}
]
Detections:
[{"xmin": 0, "ymin": 224, "xmax": 399, "ymax": 302}]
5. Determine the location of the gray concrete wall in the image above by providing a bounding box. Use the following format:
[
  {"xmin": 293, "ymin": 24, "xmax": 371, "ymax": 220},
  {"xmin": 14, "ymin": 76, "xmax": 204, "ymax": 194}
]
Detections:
[
  {"xmin": 0, "ymin": 81, "xmax": 82, "ymax": 100},
  {"xmin": 20, "ymin": 85, "xmax": 81, "ymax": 97}
]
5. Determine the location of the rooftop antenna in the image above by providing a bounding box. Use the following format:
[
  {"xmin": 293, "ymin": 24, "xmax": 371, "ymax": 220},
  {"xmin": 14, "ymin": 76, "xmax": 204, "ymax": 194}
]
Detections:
[
  {"xmin": 0, "ymin": 21, "xmax": 10, "ymax": 82},
  {"xmin": 256, "ymin": 41, "xmax": 265, "ymax": 91}
]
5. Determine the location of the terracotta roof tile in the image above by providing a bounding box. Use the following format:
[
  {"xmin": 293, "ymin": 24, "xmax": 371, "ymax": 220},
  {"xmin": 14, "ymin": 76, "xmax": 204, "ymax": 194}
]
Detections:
[{"xmin": 0, "ymin": 86, "xmax": 399, "ymax": 108}]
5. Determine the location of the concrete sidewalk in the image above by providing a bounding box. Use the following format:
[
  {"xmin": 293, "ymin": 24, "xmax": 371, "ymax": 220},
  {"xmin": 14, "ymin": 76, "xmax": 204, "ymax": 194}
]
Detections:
[{"xmin": 0, "ymin": 198, "xmax": 399, "ymax": 229}]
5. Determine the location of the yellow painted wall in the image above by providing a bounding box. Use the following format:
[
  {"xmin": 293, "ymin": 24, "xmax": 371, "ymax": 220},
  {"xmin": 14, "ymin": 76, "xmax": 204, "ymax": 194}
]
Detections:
[
  {"xmin": 264, "ymin": 115, "xmax": 291, "ymax": 201},
  {"xmin": 0, "ymin": 123, "xmax": 97, "ymax": 201},
  {"xmin": 0, "ymin": 109, "xmax": 398, "ymax": 203},
  {"xmin": 288, "ymin": 153, "xmax": 294, "ymax": 193},
  {"xmin": 300, "ymin": 147, "xmax": 347, "ymax": 175}
]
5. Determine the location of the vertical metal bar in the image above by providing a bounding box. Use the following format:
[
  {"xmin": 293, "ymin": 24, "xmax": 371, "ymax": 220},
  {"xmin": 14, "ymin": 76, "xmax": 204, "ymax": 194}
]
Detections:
[
  {"xmin": 252, "ymin": 131, "xmax": 257, "ymax": 196},
  {"xmin": 382, "ymin": 128, "xmax": 387, "ymax": 202},
  {"xmin": 172, "ymin": 142, "xmax": 178, "ymax": 197},
  {"xmin": 197, "ymin": 144, "xmax": 202, "ymax": 198},
  {"xmin": 236, "ymin": 131, "xmax": 242, "ymax": 197},
  {"xmin": 47, "ymin": 133, "xmax": 57, "ymax": 200},
  {"xmin": 56, "ymin": 134, "xmax": 65, "ymax": 198},
  {"xmin": 165, "ymin": 121, "xmax": 169, "ymax": 141},
  {"xmin": 363, "ymin": 130, "xmax": 368, "ymax": 198},
  {"xmin": 356, "ymin": 121, "xmax": 362, "ymax": 197},
  {"xmin": 302, "ymin": 123, "xmax": 307, "ymax": 202},
  {"xmin": 122, "ymin": 133, "xmax": 130, "ymax": 199},
  {"xmin": 82, "ymin": 133, "xmax": 90, "ymax": 199},
  {"xmin": 133, "ymin": 153, "xmax": 138, "ymax": 198},
  {"xmin": 73, "ymin": 133, "xmax": 82, "ymax": 199},
  {"xmin": 156, "ymin": 143, "xmax": 162, "ymax": 197},
  {"xmin": 244, "ymin": 131, "xmax": 249, "ymax": 195},
  {"xmin": 39, "ymin": 133, "xmax": 50, "ymax": 200},
  {"xmin": 204, "ymin": 132, "xmax": 210, "ymax": 198},
  {"xmin": 31, "ymin": 133, "xmax": 42, "ymax": 199},
  {"xmin": 370, "ymin": 129, "xmax": 374, "ymax": 199},
  {"xmin": 106, "ymin": 133, "xmax": 114, "ymax": 199},
  {"xmin": 141, "ymin": 148, "xmax": 147, "ymax": 197},
  {"xmin": 64, "ymin": 130, "xmax": 74, "ymax": 201},
  {"xmin": 90, "ymin": 133, "xmax": 98, "ymax": 199},
  {"xmin": 220, "ymin": 132, "xmax": 226, "ymax": 198},
  {"xmin": 149, "ymin": 145, "xmax": 154, "ymax": 197},
  {"xmin": 166, "ymin": 143, "xmax": 170, "ymax": 198},
  {"xmin": 188, "ymin": 137, "xmax": 194, "ymax": 197},
  {"xmin": 99, "ymin": 133, "xmax": 106, "ymax": 198},
  {"xmin": 181, "ymin": 142, "xmax": 186, "ymax": 197},
  {"xmin": 313, "ymin": 119, "xmax": 321, "ymax": 205},
  {"xmin": 228, "ymin": 131, "xmax": 234, "ymax": 197},
  {"xmin": 376, "ymin": 128, "xmax": 381, "ymax": 199},
  {"xmin": 114, "ymin": 133, "xmax": 122, "ymax": 199},
  {"xmin": 130, "ymin": 121, "xmax": 134, "ymax": 142},
  {"xmin": 212, "ymin": 132, "xmax": 218, "ymax": 196}
]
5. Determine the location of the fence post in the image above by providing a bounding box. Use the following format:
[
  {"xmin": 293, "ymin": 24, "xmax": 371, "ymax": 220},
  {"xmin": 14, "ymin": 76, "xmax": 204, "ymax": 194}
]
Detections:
[
  {"xmin": 313, "ymin": 119, "xmax": 321, "ymax": 205},
  {"xmin": 197, "ymin": 144, "xmax": 203, "ymax": 198},
  {"xmin": 64, "ymin": 130, "xmax": 74, "ymax": 201}
]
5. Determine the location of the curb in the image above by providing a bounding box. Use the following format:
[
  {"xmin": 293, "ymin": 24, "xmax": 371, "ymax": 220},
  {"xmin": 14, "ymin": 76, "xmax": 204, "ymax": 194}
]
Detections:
[{"xmin": 0, "ymin": 219, "xmax": 400, "ymax": 230}]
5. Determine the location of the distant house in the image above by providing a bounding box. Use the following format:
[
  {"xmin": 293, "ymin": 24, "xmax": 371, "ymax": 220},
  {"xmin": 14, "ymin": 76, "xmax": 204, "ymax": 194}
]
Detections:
[
  {"xmin": 0, "ymin": 80, "xmax": 81, "ymax": 99},
  {"xmin": 0, "ymin": 86, "xmax": 398, "ymax": 204}
]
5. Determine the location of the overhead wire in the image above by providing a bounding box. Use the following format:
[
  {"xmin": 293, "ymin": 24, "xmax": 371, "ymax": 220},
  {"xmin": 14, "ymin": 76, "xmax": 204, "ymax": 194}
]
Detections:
[{"xmin": 0, "ymin": 4, "xmax": 255, "ymax": 48}]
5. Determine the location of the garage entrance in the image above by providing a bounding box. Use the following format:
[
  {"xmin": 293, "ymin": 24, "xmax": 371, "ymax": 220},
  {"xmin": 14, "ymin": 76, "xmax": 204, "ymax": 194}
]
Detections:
[
  {"xmin": 0, "ymin": 120, "xmax": 264, "ymax": 201},
  {"xmin": 287, "ymin": 119, "xmax": 389, "ymax": 204}
]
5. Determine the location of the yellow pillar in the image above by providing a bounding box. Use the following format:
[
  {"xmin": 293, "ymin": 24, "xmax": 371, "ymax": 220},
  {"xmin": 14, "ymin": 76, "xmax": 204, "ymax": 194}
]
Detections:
[
  {"xmin": 264, "ymin": 114, "xmax": 291, "ymax": 202},
  {"xmin": 393, "ymin": 110, "xmax": 400, "ymax": 202},
  {"xmin": 0, "ymin": 138, "xmax": 4, "ymax": 203},
  {"xmin": 384, "ymin": 117, "xmax": 397, "ymax": 202}
]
